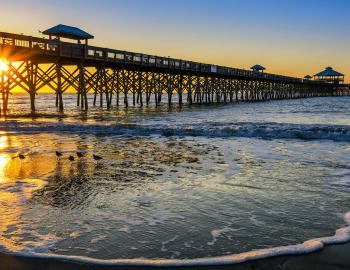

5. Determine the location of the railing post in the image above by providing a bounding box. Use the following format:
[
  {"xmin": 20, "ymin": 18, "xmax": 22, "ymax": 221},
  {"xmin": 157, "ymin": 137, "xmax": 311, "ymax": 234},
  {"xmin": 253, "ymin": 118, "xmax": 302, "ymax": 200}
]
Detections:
[
  {"xmin": 104, "ymin": 49, "xmax": 107, "ymax": 61},
  {"xmin": 58, "ymin": 41, "xmax": 62, "ymax": 57}
]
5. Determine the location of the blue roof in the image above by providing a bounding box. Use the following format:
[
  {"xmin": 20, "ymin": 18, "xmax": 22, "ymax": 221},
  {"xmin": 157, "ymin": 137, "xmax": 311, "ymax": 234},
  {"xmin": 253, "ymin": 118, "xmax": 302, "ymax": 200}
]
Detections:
[
  {"xmin": 42, "ymin": 24, "xmax": 94, "ymax": 40},
  {"xmin": 314, "ymin": 67, "xmax": 344, "ymax": 77},
  {"xmin": 251, "ymin": 64, "xmax": 266, "ymax": 71}
]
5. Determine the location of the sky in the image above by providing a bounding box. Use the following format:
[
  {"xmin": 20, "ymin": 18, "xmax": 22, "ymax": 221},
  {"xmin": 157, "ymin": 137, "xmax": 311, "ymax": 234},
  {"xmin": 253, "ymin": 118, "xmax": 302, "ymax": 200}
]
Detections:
[{"xmin": 1, "ymin": 0, "xmax": 350, "ymax": 82}]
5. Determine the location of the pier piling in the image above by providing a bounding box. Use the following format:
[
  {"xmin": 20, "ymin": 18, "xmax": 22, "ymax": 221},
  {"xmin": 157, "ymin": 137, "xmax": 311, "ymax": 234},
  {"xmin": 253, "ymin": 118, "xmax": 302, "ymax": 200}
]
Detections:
[{"xmin": 0, "ymin": 31, "xmax": 348, "ymax": 113}]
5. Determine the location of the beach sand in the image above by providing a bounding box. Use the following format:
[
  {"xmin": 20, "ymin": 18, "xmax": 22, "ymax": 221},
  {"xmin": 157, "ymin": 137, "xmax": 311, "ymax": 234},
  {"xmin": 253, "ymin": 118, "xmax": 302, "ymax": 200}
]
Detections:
[{"xmin": 1, "ymin": 243, "xmax": 350, "ymax": 270}]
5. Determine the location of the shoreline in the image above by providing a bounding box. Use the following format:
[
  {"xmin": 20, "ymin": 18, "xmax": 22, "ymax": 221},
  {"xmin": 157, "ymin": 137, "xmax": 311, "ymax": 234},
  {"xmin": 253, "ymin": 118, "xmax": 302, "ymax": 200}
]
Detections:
[
  {"xmin": 1, "ymin": 200, "xmax": 349, "ymax": 270},
  {"xmin": 0, "ymin": 96, "xmax": 349, "ymax": 270},
  {"xmin": 1, "ymin": 243, "xmax": 350, "ymax": 270}
]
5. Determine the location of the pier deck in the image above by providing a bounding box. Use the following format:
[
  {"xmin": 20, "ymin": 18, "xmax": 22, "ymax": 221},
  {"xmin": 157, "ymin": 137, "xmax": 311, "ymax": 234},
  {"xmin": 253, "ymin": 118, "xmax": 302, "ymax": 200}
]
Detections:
[{"xmin": 0, "ymin": 31, "xmax": 349, "ymax": 113}]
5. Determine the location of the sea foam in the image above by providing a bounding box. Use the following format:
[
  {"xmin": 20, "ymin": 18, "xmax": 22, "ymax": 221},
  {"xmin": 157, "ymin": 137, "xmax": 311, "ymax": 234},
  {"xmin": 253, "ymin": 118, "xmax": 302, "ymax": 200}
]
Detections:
[
  {"xmin": 0, "ymin": 210, "xmax": 349, "ymax": 267},
  {"xmin": 1, "ymin": 120, "xmax": 350, "ymax": 142}
]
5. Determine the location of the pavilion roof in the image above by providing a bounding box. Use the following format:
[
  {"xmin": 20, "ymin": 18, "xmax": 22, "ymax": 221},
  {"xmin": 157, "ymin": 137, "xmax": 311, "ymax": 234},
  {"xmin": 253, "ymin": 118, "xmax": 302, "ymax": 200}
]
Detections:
[
  {"xmin": 314, "ymin": 67, "xmax": 344, "ymax": 77},
  {"xmin": 42, "ymin": 24, "xmax": 94, "ymax": 40},
  {"xmin": 251, "ymin": 64, "xmax": 266, "ymax": 71}
]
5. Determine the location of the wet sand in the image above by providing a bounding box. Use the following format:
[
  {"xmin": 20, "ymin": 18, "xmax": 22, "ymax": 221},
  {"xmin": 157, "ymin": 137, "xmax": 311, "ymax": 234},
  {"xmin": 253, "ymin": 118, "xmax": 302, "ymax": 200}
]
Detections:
[{"xmin": 1, "ymin": 243, "xmax": 350, "ymax": 270}]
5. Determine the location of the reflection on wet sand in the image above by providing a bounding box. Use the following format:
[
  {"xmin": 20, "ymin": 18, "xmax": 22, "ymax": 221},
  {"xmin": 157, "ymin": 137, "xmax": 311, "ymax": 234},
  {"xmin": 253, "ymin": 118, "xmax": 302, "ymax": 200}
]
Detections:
[
  {"xmin": 31, "ymin": 137, "xmax": 202, "ymax": 208},
  {"xmin": 0, "ymin": 132, "xmax": 50, "ymax": 252},
  {"xmin": 0, "ymin": 132, "xmax": 203, "ymax": 254},
  {"xmin": 0, "ymin": 120, "xmax": 349, "ymax": 260}
]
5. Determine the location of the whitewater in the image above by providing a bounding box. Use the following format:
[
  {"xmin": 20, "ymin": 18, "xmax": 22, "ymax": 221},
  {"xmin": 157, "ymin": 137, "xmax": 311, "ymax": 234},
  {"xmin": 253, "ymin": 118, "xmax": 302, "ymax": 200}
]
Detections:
[{"xmin": 0, "ymin": 94, "xmax": 349, "ymax": 266}]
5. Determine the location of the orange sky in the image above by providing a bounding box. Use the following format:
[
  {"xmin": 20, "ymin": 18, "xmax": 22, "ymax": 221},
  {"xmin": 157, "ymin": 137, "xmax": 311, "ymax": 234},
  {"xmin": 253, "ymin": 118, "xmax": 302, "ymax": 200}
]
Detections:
[{"xmin": 0, "ymin": 0, "xmax": 349, "ymax": 83}]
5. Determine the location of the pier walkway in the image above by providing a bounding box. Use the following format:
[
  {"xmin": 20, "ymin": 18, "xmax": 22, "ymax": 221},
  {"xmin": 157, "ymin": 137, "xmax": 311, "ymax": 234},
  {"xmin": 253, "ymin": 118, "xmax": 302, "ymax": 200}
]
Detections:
[{"xmin": 0, "ymin": 30, "xmax": 349, "ymax": 113}]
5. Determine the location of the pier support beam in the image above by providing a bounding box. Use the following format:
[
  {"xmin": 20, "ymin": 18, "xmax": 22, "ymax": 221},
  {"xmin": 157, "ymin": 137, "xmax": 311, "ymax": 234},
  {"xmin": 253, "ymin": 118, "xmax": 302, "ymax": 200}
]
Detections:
[
  {"xmin": 56, "ymin": 63, "xmax": 64, "ymax": 112},
  {"xmin": 79, "ymin": 65, "xmax": 88, "ymax": 110},
  {"xmin": 0, "ymin": 58, "xmax": 348, "ymax": 114},
  {"xmin": 0, "ymin": 70, "xmax": 11, "ymax": 115},
  {"xmin": 27, "ymin": 62, "xmax": 39, "ymax": 113}
]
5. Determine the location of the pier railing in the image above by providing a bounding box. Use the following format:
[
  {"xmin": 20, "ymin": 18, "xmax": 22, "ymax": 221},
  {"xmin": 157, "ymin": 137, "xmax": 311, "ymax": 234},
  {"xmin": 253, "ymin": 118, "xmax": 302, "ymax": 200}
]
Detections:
[
  {"xmin": 0, "ymin": 31, "xmax": 323, "ymax": 85},
  {"xmin": 0, "ymin": 31, "xmax": 349, "ymax": 114}
]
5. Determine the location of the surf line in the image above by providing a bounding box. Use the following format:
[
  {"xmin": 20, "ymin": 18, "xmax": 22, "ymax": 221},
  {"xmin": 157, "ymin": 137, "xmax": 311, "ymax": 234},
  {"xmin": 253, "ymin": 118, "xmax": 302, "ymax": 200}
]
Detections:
[{"xmin": 1, "ymin": 211, "xmax": 350, "ymax": 267}]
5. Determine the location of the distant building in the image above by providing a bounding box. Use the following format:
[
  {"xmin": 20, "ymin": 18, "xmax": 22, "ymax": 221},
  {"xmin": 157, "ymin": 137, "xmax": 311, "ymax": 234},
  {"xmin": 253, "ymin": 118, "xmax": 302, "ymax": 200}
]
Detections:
[
  {"xmin": 42, "ymin": 24, "xmax": 94, "ymax": 45},
  {"xmin": 304, "ymin": 75, "xmax": 312, "ymax": 80},
  {"xmin": 314, "ymin": 67, "xmax": 344, "ymax": 84},
  {"xmin": 251, "ymin": 64, "xmax": 266, "ymax": 73}
]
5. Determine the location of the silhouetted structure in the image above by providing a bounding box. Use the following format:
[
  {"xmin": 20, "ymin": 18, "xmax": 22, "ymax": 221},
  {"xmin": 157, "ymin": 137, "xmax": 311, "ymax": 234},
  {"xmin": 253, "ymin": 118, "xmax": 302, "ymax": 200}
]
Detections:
[
  {"xmin": 314, "ymin": 67, "xmax": 345, "ymax": 84},
  {"xmin": 251, "ymin": 64, "xmax": 266, "ymax": 73},
  {"xmin": 0, "ymin": 28, "xmax": 349, "ymax": 114},
  {"xmin": 43, "ymin": 24, "xmax": 94, "ymax": 45},
  {"xmin": 304, "ymin": 75, "xmax": 312, "ymax": 80}
]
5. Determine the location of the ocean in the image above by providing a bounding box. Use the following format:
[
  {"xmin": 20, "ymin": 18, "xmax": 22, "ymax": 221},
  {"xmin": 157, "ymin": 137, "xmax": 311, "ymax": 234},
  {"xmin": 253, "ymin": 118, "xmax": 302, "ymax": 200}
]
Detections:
[{"xmin": 0, "ymin": 93, "xmax": 349, "ymax": 265}]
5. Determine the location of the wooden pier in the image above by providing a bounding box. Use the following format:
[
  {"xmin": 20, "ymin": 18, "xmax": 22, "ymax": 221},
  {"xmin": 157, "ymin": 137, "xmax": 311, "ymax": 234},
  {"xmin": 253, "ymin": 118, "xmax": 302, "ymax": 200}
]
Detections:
[{"xmin": 0, "ymin": 29, "xmax": 349, "ymax": 114}]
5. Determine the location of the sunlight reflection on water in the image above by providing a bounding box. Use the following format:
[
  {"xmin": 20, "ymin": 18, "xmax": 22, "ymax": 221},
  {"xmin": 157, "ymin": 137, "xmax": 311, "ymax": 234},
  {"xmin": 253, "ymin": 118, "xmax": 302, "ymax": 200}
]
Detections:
[{"xmin": 0, "ymin": 96, "xmax": 349, "ymax": 259}]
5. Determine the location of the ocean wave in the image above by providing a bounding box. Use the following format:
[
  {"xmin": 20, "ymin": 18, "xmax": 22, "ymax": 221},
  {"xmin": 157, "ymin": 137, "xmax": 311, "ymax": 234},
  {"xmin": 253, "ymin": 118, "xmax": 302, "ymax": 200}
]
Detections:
[
  {"xmin": 1, "ymin": 210, "xmax": 349, "ymax": 267},
  {"xmin": 1, "ymin": 120, "xmax": 350, "ymax": 142}
]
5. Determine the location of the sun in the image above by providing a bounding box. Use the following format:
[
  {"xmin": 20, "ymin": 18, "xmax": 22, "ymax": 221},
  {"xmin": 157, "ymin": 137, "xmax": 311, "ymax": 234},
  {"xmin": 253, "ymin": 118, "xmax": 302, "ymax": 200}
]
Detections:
[{"xmin": 0, "ymin": 59, "xmax": 9, "ymax": 72}]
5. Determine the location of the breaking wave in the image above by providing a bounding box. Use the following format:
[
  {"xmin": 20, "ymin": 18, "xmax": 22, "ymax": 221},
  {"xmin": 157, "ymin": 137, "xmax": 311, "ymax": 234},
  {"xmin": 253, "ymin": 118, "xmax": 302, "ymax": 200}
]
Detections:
[
  {"xmin": 1, "ymin": 211, "xmax": 350, "ymax": 267},
  {"xmin": 1, "ymin": 120, "xmax": 350, "ymax": 142}
]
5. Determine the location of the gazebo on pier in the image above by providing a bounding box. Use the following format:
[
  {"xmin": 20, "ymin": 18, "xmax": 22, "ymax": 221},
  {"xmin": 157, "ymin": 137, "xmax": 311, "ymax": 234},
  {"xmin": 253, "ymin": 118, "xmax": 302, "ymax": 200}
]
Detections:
[
  {"xmin": 314, "ymin": 67, "xmax": 344, "ymax": 84},
  {"xmin": 42, "ymin": 24, "xmax": 94, "ymax": 45},
  {"xmin": 251, "ymin": 64, "xmax": 266, "ymax": 73}
]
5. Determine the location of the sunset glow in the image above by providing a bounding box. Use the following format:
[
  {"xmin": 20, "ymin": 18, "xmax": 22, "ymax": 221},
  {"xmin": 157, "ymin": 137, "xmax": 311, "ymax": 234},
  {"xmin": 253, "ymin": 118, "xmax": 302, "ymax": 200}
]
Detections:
[
  {"xmin": 0, "ymin": 0, "xmax": 349, "ymax": 82},
  {"xmin": 0, "ymin": 2, "xmax": 349, "ymax": 268},
  {"xmin": 0, "ymin": 59, "xmax": 9, "ymax": 72}
]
